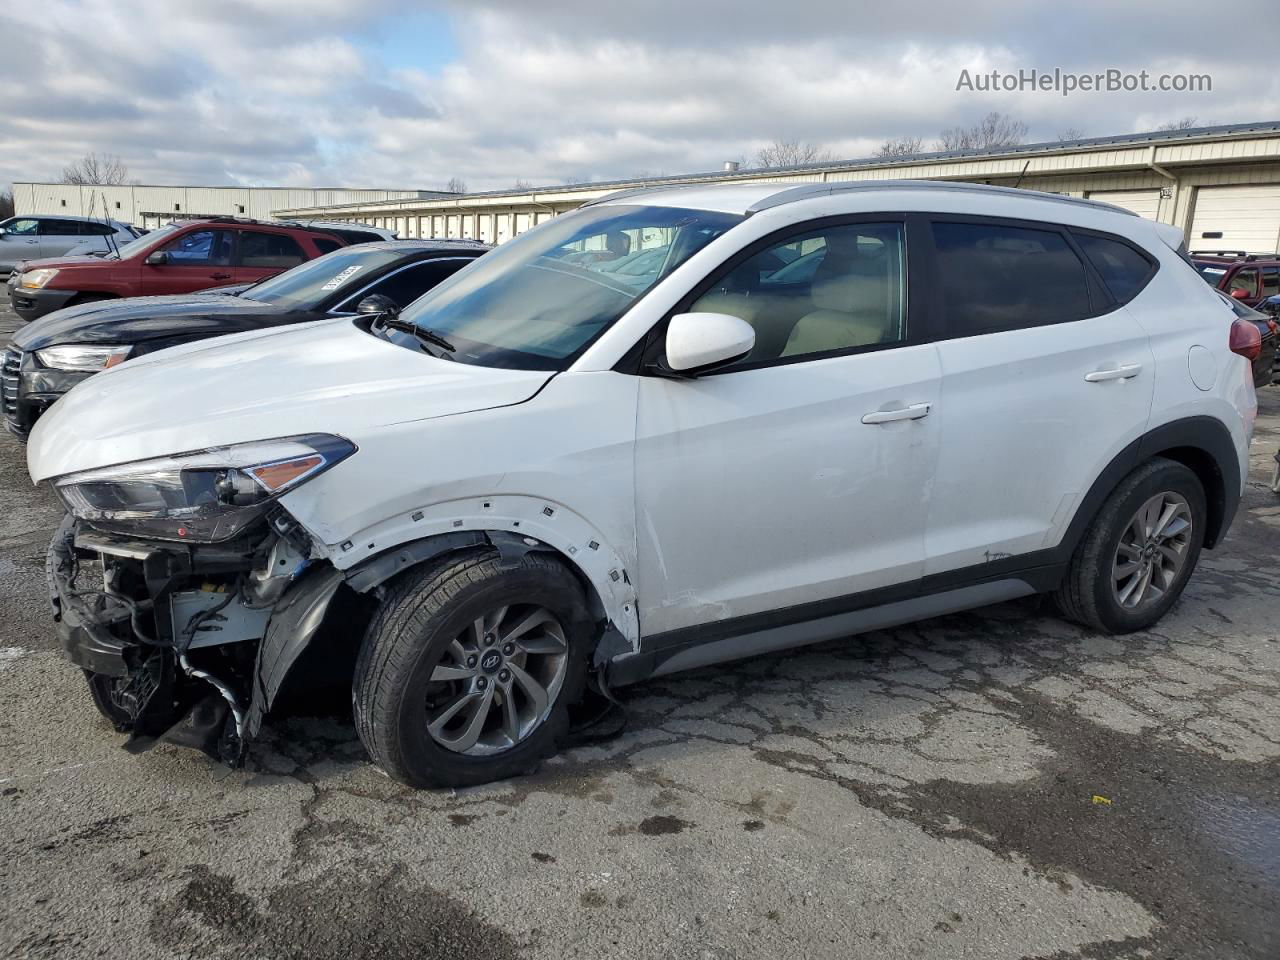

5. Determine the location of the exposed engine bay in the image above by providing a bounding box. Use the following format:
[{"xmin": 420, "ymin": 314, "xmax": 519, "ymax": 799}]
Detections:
[{"xmin": 46, "ymin": 508, "xmax": 355, "ymax": 764}]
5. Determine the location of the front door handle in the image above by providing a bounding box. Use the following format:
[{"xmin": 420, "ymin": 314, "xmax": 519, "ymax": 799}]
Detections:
[
  {"xmin": 861, "ymin": 402, "xmax": 932, "ymax": 425},
  {"xmin": 210, "ymin": 272, "xmax": 232, "ymax": 280},
  {"xmin": 1085, "ymin": 362, "xmax": 1143, "ymax": 382}
]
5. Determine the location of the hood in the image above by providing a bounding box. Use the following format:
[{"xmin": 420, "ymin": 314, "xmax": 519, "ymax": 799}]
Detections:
[
  {"xmin": 27, "ymin": 317, "xmax": 555, "ymax": 483},
  {"xmin": 13, "ymin": 254, "xmax": 120, "ymax": 272},
  {"xmin": 11, "ymin": 293, "xmax": 287, "ymax": 350}
]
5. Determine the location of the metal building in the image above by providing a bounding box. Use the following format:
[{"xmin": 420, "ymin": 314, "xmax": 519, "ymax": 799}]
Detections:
[
  {"xmin": 11, "ymin": 184, "xmax": 454, "ymax": 230},
  {"xmin": 276, "ymin": 120, "xmax": 1280, "ymax": 254}
]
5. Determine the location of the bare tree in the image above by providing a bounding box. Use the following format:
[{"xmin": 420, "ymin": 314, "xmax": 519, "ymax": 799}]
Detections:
[
  {"xmin": 60, "ymin": 152, "xmax": 131, "ymax": 185},
  {"xmin": 1056, "ymin": 126, "xmax": 1086, "ymax": 142},
  {"xmin": 873, "ymin": 136, "xmax": 923, "ymax": 159},
  {"xmin": 936, "ymin": 113, "xmax": 1028, "ymax": 151},
  {"xmin": 0, "ymin": 188, "xmax": 13, "ymax": 220},
  {"xmin": 512, "ymin": 179, "xmax": 535, "ymax": 191},
  {"xmin": 1156, "ymin": 116, "xmax": 1199, "ymax": 132},
  {"xmin": 444, "ymin": 176, "xmax": 467, "ymax": 194},
  {"xmin": 753, "ymin": 139, "xmax": 834, "ymax": 168}
]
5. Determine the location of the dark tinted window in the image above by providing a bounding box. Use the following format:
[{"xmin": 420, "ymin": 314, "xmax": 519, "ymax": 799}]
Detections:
[
  {"xmin": 1262, "ymin": 267, "xmax": 1280, "ymax": 299},
  {"xmin": 239, "ymin": 231, "xmax": 306, "ymax": 268},
  {"xmin": 39, "ymin": 219, "xmax": 81, "ymax": 236},
  {"xmin": 360, "ymin": 258, "xmax": 475, "ymax": 310},
  {"xmin": 931, "ymin": 221, "xmax": 1091, "ymax": 334},
  {"xmin": 312, "ymin": 237, "xmax": 342, "ymax": 255},
  {"xmin": 1074, "ymin": 232, "xmax": 1155, "ymax": 303}
]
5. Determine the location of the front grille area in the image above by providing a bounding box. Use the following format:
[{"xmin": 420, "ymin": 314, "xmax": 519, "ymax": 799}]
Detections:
[{"xmin": 2, "ymin": 346, "xmax": 22, "ymax": 427}]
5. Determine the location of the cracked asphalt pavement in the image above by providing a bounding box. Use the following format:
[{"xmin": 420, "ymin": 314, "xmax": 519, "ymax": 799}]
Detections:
[{"xmin": 2, "ymin": 300, "xmax": 1278, "ymax": 959}]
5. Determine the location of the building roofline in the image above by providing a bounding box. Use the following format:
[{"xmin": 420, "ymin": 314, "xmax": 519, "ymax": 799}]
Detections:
[
  {"xmin": 273, "ymin": 119, "xmax": 1280, "ymax": 215},
  {"xmin": 13, "ymin": 182, "xmax": 458, "ymax": 196}
]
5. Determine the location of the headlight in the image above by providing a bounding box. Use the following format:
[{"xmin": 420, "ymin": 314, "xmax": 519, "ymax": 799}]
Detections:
[
  {"xmin": 37, "ymin": 344, "xmax": 132, "ymax": 372},
  {"xmin": 19, "ymin": 268, "xmax": 59, "ymax": 289},
  {"xmin": 55, "ymin": 434, "xmax": 356, "ymax": 542}
]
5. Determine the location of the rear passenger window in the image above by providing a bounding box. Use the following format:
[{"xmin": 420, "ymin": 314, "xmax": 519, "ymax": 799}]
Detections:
[
  {"xmin": 931, "ymin": 221, "xmax": 1091, "ymax": 334},
  {"xmin": 239, "ymin": 232, "xmax": 306, "ymax": 268},
  {"xmin": 38, "ymin": 220, "xmax": 80, "ymax": 236},
  {"xmin": 1073, "ymin": 233, "xmax": 1155, "ymax": 303},
  {"xmin": 1262, "ymin": 267, "xmax": 1280, "ymax": 299}
]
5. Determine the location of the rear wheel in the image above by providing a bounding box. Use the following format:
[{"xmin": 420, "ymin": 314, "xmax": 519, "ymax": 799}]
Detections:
[
  {"xmin": 1054, "ymin": 457, "xmax": 1206, "ymax": 633},
  {"xmin": 353, "ymin": 550, "xmax": 590, "ymax": 788}
]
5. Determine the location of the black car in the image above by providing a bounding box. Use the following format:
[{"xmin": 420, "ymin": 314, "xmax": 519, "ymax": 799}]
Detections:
[
  {"xmin": 1219, "ymin": 290, "xmax": 1279, "ymax": 389},
  {"xmin": 3, "ymin": 239, "xmax": 488, "ymax": 440}
]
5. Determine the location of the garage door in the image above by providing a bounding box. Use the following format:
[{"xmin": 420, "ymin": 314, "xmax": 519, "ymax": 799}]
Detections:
[
  {"xmin": 1189, "ymin": 185, "xmax": 1280, "ymax": 255},
  {"xmin": 1086, "ymin": 189, "xmax": 1162, "ymax": 220}
]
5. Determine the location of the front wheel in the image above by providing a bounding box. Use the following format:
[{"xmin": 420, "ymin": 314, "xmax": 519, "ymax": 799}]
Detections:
[
  {"xmin": 353, "ymin": 550, "xmax": 591, "ymax": 788},
  {"xmin": 1053, "ymin": 457, "xmax": 1206, "ymax": 634}
]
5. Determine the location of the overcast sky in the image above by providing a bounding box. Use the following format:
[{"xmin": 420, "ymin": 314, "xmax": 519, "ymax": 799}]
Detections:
[{"xmin": 2, "ymin": 0, "xmax": 1277, "ymax": 192}]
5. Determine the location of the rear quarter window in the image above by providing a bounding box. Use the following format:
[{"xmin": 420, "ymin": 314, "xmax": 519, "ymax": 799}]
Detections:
[
  {"xmin": 930, "ymin": 220, "xmax": 1093, "ymax": 336},
  {"xmin": 1071, "ymin": 231, "xmax": 1157, "ymax": 305}
]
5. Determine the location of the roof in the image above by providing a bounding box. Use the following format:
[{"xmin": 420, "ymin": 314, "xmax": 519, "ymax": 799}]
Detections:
[{"xmin": 586, "ymin": 178, "xmax": 1139, "ymax": 217}]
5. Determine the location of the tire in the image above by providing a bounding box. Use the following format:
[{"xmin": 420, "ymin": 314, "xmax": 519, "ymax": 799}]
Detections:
[
  {"xmin": 353, "ymin": 550, "xmax": 591, "ymax": 788},
  {"xmin": 1053, "ymin": 457, "xmax": 1206, "ymax": 634}
]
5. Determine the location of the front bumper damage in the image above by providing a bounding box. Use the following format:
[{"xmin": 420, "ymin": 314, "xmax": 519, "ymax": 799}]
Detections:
[{"xmin": 47, "ymin": 512, "xmax": 342, "ymax": 765}]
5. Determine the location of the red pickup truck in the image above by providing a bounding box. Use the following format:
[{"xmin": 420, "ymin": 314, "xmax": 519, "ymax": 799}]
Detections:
[{"xmin": 7, "ymin": 217, "xmax": 348, "ymax": 322}]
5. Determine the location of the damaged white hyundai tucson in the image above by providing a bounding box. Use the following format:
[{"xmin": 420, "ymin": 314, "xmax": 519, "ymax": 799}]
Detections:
[{"xmin": 28, "ymin": 180, "xmax": 1257, "ymax": 788}]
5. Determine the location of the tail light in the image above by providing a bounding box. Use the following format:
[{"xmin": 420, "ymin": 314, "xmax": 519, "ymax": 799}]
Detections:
[{"xmin": 1229, "ymin": 319, "xmax": 1262, "ymax": 361}]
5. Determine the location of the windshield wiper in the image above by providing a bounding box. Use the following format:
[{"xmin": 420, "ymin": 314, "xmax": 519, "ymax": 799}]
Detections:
[{"xmin": 376, "ymin": 317, "xmax": 456, "ymax": 353}]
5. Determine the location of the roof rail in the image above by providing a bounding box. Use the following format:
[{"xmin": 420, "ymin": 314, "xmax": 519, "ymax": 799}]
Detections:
[{"xmin": 742, "ymin": 179, "xmax": 1140, "ymax": 216}]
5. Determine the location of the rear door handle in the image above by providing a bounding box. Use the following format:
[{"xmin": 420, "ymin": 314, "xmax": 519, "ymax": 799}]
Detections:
[
  {"xmin": 861, "ymin": 402, "xmax": 931, "ymax": 425},
  {"xmin": 1085, "ymin": 362, "xmax": 1143, "ymax": 382}
]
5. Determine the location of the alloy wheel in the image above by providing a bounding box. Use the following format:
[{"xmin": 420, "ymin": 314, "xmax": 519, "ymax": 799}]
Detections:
[
  {"xmin": 1111, "ymin": 491, "xmax": 1193, "ymax": 611},
  {"xmin": 422, "ymin": 604, "xmax": 569, "ymax": 756}
]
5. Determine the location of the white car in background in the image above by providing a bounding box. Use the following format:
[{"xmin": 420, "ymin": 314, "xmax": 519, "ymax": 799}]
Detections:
[{"xmin": 28, "ymin": 180, "xmax": 1256, "ymax": 789}]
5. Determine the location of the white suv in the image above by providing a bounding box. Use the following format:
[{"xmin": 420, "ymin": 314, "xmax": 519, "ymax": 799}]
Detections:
[{"xmin": 28, "ymin": 181, "xmax": 1257, "ymax": 788}]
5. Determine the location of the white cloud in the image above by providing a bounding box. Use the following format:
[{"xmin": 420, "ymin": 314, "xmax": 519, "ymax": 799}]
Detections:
[{"xmin": 1, "ymin": 0, "xmax": 1277, "ymax": 193}]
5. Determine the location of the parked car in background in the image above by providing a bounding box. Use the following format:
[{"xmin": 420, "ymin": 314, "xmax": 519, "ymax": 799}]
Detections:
[
  {"xmin": 1215, "ymin": 290, "xmax": 1277, "ymax": 387},
  {"xmin": 28, "ymin": 181, "xmax": 1254, "ymax": 789},
  {"xmin": 285, "ymin": 220, "xmax": 397, "ymax": 244},
  {"xmin": 1191, "ymin": 252, "xmax": 1280, "ymax": 308},
  {"xmin": 7, "ymin": 217, "xmax": 353, "ymax": 322},
  {"xmin": 0, "ymin": 216, "xmax": 139, "ymax": 277},
  {"xmin": 3, "ymin": 240, "xmax": 488, "ymax": 439}
]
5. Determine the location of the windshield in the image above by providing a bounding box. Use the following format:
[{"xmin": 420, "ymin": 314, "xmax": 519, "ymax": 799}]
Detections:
[
  {"xmin": 111, "ymin": 223, "xmax": 180, "ymax": 261},
  {"xmin": 243, "ymin": 247, "xmax": 405, "ymax": 309},
  {"xmin": 394, "ymin": 204, "xmax": 743, "ymax": 369},
  {"xmin": 1195, "ymin": 263, "xmax": 1229, "ymax": 281}
]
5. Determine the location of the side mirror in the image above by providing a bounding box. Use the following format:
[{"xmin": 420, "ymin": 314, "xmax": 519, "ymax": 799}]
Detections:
[
  {"xmin": 356, "ymin": 294, "xmax": 399, "ymax": 318},
  {"xmin": 1230, "ymin": 288, "xmax": 1251, "ymax": 300},
  {"xmin": 144, "ymin": 250, "xmax": 169, "ymax": 266},
  {"xmin": 663, "ymin": 312, "xmax": 755, "ymax": 375}
]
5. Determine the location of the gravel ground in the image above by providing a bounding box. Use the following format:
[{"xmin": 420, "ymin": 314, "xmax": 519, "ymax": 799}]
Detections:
[{"xmin": 2, "ymin": 299, "xmax": 1278, "ymax": 960}]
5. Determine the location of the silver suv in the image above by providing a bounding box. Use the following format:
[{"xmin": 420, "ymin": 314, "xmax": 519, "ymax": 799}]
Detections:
[{"xmin": 0, "ymin": 215, "xmax": 139, "ymax": 277}]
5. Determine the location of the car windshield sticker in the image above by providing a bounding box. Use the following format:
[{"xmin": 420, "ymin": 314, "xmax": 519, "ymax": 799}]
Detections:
[{"xmin": 321, "ymin": 265, "xmax": 364, "ymax": 290}]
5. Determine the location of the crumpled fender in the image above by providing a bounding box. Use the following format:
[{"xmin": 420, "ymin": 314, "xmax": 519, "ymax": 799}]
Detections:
[{"xmin": 244, "ymin": 566, "xmax": 344, "ymax": 739}]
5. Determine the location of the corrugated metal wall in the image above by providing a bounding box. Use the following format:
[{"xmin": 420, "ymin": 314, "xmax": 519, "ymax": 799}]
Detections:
[{"xmin": 13, "ymin": 184, "xmax": 424, "ymax": 228}]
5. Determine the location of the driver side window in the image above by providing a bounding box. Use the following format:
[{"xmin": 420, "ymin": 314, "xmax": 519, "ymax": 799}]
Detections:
[
  {"xmin": 4, "ymin": 219, "xmax": 38, "ymax": 236},
  {"xmin": 686, "ymin": 222, "xmax": 906, "ymax": 368}
]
